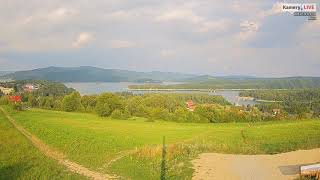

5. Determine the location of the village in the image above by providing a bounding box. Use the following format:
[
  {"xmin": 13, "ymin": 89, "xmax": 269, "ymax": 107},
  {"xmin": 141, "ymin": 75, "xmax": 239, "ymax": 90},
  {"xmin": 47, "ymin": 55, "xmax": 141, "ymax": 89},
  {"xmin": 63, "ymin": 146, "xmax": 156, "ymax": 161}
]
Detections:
[{"xmin": 0, "ymin": 82, "xmax": 39, "ymax": 103}]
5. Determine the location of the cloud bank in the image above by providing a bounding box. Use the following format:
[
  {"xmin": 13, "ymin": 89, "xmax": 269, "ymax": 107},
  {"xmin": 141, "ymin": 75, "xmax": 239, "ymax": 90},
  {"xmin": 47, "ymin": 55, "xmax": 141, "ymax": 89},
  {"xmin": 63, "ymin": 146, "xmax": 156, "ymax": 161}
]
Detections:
[{"xmin": 0, "ymin": 0, "xmax": 319, "ymax": 77}]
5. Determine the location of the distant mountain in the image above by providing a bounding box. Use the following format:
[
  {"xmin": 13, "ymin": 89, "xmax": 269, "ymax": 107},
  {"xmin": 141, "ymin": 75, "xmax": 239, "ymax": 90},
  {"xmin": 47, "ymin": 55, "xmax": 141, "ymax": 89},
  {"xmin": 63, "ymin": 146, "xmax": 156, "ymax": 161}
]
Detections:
[
  {"xmin": 0, "ymin": 71, "xmax": 13, "ymax": 76},
  {"xmin": 1, "ymin": 66, "xmax": 197, "ymax": 82},
  {"xmin": 183, "ymin": 75, "xmax": 217, "ymax": 82},
  {"xmin": 216, "ymin": 75, "xmax": 257, "ymax": 80}
]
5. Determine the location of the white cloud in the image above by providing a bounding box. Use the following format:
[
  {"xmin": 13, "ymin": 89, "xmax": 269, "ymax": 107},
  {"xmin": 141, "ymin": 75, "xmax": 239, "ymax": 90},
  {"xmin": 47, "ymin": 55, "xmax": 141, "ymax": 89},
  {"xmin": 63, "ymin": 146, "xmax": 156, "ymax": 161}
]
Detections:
[
  {"xmin": 109, "ymin": 40, "xmax": 135, "ymax": 49},
  {"xmin": 47, "ymin": 8, "xmax": 76, "ymax": 21},
  {"xmin": 236, "ymin": 21, "xmax": 259, "ymax": 41},
  {"xmin": 258, "ymin": 2, "xmax": 283, "ymax": 18},
  {"xmin": 21, "ymin": 7, "xmax": 76, "ymax": 25},
  {"xmin": 156, "ymin": 9, "xmax": 203, "ymax": 23},
  {"xmin": 72, "ymin": 32, "xmax": 94, "ymax": 48},
  {"xmin": 160, "ymin": 49, "xmax": 175, "ymax": 57},
  {"xmin": 240, "ymin": 21, "xmax": 259, "ymax": 31},
  {"xmin": 156, "ymin": 8, "xmax": 231, "ymax": 33},
  {"xmin": 198, "ymin": 19, "xmax": 231, "ymax": 33}
]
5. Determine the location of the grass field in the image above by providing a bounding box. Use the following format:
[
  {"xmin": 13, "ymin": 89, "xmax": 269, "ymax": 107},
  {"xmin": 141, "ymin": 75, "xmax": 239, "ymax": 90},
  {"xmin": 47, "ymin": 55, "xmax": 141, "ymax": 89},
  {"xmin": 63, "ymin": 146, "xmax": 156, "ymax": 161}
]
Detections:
[
  {"xmin": 0, "ymin": 109, "xmax": 85, "ymax": 179},
  {"xmin": 1, "ymin": 106, "xmax": 320, "ymax": 179}
]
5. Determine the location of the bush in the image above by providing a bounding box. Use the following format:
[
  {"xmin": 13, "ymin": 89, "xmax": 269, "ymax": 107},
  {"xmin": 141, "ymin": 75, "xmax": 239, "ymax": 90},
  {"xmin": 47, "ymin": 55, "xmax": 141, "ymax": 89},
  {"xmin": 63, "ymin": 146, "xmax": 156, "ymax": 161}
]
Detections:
[
  {"xmin": 11, "ymin": 103, "xmax": 23, "ymax": 111},
  {"xmin": 110, "ymin": 109, "xmax": 130, "ymax": 120}
]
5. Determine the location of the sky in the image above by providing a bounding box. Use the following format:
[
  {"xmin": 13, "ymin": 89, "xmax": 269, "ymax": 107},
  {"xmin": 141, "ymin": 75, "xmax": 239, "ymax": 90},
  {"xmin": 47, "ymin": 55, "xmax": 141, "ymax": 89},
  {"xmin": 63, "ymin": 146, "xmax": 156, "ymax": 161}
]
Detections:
[{"xmin": 0, "ymin": 0, "xmax": 319, "ymax": 77}]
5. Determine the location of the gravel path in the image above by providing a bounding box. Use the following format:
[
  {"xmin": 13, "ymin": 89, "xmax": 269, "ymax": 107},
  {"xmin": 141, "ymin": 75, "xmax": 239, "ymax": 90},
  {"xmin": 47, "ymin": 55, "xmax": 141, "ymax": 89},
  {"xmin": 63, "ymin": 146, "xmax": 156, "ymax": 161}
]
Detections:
[{"xmin": 192, "ymin": 149, "xmax": 320, "ymax": 180}]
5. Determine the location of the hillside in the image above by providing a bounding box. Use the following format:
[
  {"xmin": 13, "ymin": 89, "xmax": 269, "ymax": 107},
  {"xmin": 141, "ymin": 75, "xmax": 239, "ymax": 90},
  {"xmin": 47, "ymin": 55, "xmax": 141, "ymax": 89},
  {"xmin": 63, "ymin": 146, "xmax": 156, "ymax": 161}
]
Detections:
[
  {"xmin": 0, "ymin": 71, "xmax": 13, "ymax": 76},
  {"xmin": 2, "ymin": 108, "xmax": 320, "ymax": 179},
  {"xmin": 1, "ymin": 66, "xmax": 197, "ymax": 82},
  {"xmin": 129, "ymin": 77, "xmax": 320, "ymax": 89}
]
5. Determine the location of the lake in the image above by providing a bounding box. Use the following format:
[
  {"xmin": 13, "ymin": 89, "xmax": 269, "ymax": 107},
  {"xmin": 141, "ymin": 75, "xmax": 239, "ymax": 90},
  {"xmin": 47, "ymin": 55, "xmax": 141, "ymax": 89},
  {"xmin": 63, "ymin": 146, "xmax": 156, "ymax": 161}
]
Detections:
[{"xmin": 64, "ymin": 82, "xmax": 257, "ymax": 106}]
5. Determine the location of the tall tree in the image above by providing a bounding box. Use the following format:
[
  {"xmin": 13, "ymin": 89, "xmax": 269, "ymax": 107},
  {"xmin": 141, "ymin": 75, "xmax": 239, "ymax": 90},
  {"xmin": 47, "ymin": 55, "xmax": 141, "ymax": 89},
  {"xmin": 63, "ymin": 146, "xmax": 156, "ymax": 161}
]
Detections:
[
  {"xmin": 95, "ymin": 93, "xmax": 122, "ymax": 117},
  {"xmin": 62, "ymin": 92, "xmax": 83, "ymax": 112}
]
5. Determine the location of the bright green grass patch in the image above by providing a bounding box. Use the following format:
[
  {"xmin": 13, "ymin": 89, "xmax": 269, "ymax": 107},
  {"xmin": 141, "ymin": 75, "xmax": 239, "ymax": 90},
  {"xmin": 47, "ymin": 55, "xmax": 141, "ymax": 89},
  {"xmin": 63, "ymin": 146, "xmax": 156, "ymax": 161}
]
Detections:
[
  {"xmin": 5, "ymin": 107, "xmax": 320, "ymax": 180},
  {"xmin": 0, "ymin": 110, "xmax": 85, "ymax": 180}
]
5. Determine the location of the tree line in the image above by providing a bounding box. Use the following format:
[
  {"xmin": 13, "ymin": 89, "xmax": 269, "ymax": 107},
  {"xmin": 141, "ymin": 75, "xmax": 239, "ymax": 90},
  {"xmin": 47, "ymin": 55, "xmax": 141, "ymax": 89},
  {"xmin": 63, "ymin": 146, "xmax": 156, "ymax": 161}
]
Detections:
[
  {"xmin": 1, "ymin": 80, "xmax": 319, "ymax": 122},
  {"xmin": 240, "ymin": 89, "xmax": 320, "ymax": 118}
]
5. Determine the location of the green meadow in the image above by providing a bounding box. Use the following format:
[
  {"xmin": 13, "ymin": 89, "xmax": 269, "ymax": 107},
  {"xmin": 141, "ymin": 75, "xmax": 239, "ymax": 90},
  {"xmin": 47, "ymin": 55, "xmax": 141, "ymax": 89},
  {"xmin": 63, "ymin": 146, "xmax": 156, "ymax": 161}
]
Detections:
[
  {"xmin": 1, "ymin": 107, "xmax": 320, "ymax": 179},
  {"xmin": 0, "ymin": 109, "xmax": 85, "ymax": 180}
]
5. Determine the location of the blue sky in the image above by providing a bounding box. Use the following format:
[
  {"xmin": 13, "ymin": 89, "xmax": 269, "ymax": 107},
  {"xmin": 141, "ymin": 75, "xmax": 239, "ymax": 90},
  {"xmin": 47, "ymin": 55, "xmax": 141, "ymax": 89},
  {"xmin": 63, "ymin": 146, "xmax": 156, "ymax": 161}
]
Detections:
[{"xmin": 0, "ymin": 0, "xmax": 319, "ymax": 77}]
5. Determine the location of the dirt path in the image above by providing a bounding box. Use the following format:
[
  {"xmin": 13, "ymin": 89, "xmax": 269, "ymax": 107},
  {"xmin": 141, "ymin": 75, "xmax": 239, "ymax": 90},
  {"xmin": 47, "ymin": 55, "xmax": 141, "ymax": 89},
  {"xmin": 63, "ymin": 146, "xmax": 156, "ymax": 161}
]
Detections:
[
  {"xmin": 0, "ymin": 107, "xmax": 118, "ymax": 180},
  {"xmin": 98, "ymin": 149, "xmax": 138, "ymax": 171},
  {"xmin": 192, "ymin": 149, "xmax": 320, "ymax": 180}
]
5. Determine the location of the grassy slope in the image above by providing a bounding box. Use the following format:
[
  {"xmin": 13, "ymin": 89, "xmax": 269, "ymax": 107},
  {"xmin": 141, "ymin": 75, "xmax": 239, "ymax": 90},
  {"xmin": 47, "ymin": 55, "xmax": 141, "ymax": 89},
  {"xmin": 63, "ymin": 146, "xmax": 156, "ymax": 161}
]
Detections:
[
  {"xmin": 5, "ymin": 108, "xmax": 320, "ymax": 179},
  {"xmin": 0, "ymin": 110, "xmax": 85, "ymax": 180}
]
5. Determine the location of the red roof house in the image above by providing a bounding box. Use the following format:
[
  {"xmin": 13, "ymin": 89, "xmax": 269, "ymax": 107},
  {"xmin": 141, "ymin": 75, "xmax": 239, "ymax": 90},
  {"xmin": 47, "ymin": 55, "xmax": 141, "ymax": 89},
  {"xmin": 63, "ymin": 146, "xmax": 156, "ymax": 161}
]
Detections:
[
  {"xmin": 186, "ymin": 100, "xmax": 195, "ymax": 111},
  {"xmin": 8, "ymin": 95, "xmax": 21, "ymax": 103}
]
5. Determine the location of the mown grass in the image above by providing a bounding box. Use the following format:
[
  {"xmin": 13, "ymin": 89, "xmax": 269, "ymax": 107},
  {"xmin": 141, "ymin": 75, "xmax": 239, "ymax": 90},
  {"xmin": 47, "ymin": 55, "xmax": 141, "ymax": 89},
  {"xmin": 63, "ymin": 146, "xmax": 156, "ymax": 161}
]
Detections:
[
  {"xmin": 0, "ymin": 109, "xmax": 85, "ymax": 180},
  {"xmin": 3, "ymin": 106, "xmax": 320, "ymax": 179}
]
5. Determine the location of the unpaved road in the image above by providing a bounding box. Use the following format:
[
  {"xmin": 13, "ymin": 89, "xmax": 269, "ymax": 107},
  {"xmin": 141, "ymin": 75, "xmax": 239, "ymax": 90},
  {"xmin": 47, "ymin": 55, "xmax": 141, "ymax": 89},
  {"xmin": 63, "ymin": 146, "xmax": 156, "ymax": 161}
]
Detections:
[
  {"xmin": 192, "ymin": 149, "xmax": 320, "ymax": 180},
  {"xmin": 0, "ymin": 107, "xmax": 118, "ymax": 180}
]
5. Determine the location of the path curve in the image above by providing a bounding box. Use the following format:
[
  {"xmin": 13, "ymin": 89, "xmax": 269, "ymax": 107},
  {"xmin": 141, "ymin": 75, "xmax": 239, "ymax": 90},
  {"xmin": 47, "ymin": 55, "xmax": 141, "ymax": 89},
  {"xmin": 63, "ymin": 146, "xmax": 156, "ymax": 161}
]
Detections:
[
  {"xmin": 192, "ymin": 148, "xmax": 320, "ymax": 180},
  {"xmin": 0, "ymin": 107, "xmax": 118, "ymax": 180}
]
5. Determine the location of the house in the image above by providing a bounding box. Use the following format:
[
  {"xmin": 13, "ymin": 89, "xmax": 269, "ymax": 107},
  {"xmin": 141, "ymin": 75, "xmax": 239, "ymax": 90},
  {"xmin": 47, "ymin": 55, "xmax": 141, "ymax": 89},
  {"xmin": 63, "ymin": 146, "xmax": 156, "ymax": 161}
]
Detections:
[
  {"xmin": 186, "ymin": 100, "xmax": 195, "ymax": 111},
  {"xmin": 23, "ymin": 84, "xmax": 39, "ymax": 92},
  {"xmin": 8, "ymin": 95, "xmax": 21, "ymax": 103},
  {"xmin": 272, "ymin": 109, "xmax": 281, "ymax": 115},
  {"xmin": 0, "ymin": 86, "xmax": 14, "ymax": 95}
]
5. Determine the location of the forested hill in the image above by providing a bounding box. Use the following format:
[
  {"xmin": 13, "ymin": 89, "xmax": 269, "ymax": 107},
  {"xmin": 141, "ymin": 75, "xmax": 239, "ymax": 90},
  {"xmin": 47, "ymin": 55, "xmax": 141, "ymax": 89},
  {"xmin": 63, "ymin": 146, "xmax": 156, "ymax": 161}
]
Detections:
[
  {"xmin": 1, "ymin": 66, "xmax": 196, "ymax": 82},
  {"xmin": 129, "ymin": 77, "xmax": 320, "ymax": 89},
  {"xmin": 0, "ymin": 71, "xmax": 13, "ymax": 76}
]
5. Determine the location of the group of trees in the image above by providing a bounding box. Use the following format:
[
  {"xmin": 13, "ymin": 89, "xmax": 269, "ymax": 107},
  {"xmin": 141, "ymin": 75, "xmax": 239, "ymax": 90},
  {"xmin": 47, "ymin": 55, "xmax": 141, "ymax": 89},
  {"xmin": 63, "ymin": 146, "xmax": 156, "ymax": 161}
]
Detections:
[
  {"xmin": 2, "ymin": 79, "xmax": 320, "ymax": 123},
  {"xmin": 240, "ymin": 89, "xmax": 320, "ymax": 118},
  {"xmin": 130, "ymin": 77, "xmax": 320, "ymax": 90},
  {"xmin": 2, "ymin": 85, "xmax": 318, "ymax": 123},
  {"xmin": 1, "ymin": 86, "xmax": 270, "ymax": 123}
]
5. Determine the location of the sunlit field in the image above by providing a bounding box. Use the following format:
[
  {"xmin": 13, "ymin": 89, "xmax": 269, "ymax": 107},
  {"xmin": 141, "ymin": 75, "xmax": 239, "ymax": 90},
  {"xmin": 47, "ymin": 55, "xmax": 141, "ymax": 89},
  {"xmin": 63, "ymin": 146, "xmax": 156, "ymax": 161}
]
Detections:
[
  {"xmin": 0, "ymin": 110, "xmax": 85, "ymax": 179},
  {"xmin": 2, "ymin": 107, "xmax": 320, "ymax": 179}
]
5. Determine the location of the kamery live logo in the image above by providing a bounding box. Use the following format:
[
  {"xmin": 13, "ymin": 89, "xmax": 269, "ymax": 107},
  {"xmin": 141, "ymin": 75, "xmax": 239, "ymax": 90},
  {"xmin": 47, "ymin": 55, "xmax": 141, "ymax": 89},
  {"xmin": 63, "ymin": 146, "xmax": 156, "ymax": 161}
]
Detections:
[{"xmin": 282, "ymin": 3, "xmax": 317, "ymax": 20}]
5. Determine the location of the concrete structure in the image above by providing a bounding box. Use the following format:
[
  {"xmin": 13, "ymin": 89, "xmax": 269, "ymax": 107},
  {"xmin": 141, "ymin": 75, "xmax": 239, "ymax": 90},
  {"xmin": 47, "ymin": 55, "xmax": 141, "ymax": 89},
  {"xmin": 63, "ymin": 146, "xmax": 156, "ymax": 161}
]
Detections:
[{"xmin": 0, "ymin": 86, "xmax": 14, "ymax": 95}]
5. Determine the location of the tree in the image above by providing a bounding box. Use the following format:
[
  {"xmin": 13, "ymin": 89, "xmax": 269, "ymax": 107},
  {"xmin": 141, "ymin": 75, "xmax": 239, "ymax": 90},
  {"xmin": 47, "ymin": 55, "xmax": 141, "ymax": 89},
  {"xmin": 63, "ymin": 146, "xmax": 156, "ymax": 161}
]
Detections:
[
  {"xmin": 95, "ymin": 93, "xmax": 122, "ymax": 117},
  {"xmin": 81, "ymin": 95, "xmax": 97, "ymax": 112},
  {"xmin": 194, "ymin": 105, "xmax": 215, "ymax": 123},
  {"xmin": 28, "ymin": 94, "xmax": 38, "ymax": 107},
  {"xmin": 62, "ymin": 92, "xmax": 83, "ymax": 112},
  {"xmin": 173, "ymin": 107, "xmax": 188, "ymax": 122},
  {"xmin": 125, "ymin": 96, "xmax": 148, "ymax": 117}
]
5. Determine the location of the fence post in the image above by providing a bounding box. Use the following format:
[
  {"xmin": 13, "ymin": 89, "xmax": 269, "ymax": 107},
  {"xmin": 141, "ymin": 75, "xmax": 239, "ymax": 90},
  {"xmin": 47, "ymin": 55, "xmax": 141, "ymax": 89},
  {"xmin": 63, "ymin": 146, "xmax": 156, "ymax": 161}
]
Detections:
[{"xmin": 160, "ymin": 136, "xmax": 166, "ymax": 180}]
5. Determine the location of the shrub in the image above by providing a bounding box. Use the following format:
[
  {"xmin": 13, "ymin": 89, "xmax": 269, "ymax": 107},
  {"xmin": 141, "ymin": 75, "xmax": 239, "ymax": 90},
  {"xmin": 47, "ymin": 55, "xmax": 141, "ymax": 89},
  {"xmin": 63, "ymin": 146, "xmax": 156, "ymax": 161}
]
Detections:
[
  {"xmin": 11, "ymin": 102, "xmax": 23, "ymax": 111},
  {"xmin": 110, "ymin": 109, "xmax": 130, "ymax": 120}
]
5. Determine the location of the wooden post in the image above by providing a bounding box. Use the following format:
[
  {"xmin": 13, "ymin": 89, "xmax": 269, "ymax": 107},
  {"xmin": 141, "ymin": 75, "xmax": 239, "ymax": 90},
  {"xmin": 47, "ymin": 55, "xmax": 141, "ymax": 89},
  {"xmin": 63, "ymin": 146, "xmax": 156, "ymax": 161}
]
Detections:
[{"xmin": 160, "ymin": 136, "xmax": 166, "ymax": 180}]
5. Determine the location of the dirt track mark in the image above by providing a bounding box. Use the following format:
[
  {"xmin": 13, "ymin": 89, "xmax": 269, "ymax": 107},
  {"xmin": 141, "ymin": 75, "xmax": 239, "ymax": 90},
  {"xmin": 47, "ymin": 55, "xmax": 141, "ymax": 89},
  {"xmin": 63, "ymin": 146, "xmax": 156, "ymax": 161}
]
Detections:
[
  {"xmin": 100, "ymin": 149, "xmax": 138, "ymax": 170},
  {"xmin": 0, "ymin": 107, "xmax": 119, "ymax": 180}
]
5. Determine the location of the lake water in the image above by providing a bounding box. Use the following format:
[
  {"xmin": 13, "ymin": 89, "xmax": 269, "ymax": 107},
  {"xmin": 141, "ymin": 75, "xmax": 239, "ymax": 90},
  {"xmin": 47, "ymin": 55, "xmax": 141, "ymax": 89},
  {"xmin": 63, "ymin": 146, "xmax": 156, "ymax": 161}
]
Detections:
[{"xmin": 64, "ymin": 82, "xmax": 257, "ymax": 106}]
